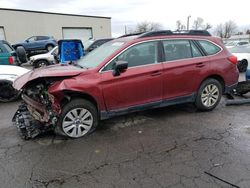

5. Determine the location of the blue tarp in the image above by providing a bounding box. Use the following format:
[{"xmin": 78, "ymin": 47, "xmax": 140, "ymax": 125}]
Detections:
[{"xmin": 58, "ymin": 40, "xmax": 84, "ymax": 64}]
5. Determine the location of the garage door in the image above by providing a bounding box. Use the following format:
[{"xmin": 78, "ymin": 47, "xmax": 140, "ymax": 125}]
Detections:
[
  {"xmin": 62, "ymin": 28, "xmax": 92, "ymax": 43},
  {"xmin": 0, "ymin": 27, "xmax": 6, "ymax": 40}
]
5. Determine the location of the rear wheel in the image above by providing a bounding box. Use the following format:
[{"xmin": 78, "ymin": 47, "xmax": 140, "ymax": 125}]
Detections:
[
  {"xmin": 55, "ymin": 99, "xmax": 98, "ymax": 138},
  {"xmin": 46, "ymin": 44, "xmax": 54, "ymax": 52},
  {"xmin": 195, "ymin": 79, "xmax": 222, "ymax": 111}
]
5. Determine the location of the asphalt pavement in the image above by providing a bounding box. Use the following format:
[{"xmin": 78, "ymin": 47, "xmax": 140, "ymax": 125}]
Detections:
[{"xmin": 0, "ymin": 71, "xmax": 249, "ymax": 188}]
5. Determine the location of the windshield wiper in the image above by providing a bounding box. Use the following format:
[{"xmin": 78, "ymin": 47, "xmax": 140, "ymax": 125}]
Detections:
[{"xmin": 74, "ymin": 63, "xmax": 89, "ymax": 69}]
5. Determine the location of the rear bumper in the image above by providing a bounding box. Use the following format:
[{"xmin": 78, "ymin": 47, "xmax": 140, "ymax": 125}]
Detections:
[{"xmin": 225, "ymin": 83, "xmax": 238, "ymax": 93}]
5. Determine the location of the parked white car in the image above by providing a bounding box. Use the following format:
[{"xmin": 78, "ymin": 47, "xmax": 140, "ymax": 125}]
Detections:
[
  {"xmin": 0, "ymin": 65, "xmax": 29, "ymax": 102},
  {"xmin": 29, "ymin": 46, "xmax": 58, "ymax": 68},
  {"xmin": 229, "ymin": 45, "xmax": 250, "ymax": 72},
  {"xmin": 225, "ymin": 41, "xmax": 249, "ymax": 49}
]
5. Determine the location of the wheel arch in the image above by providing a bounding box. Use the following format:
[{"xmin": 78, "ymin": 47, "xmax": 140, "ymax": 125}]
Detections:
[
  {"xmin": 199, "ymin": 74, "xmax": 225, "ymax": 93},
  {"xmin": 33, "ymin": 58, "xmax": 49, "ymax": 64},
  {"xmin": 46, "ymin": 43, "xmax": 55, "ymax": 48},
  {"xmin": 61, "ymin": 90, "xmax": 99, "ymax": 112}
]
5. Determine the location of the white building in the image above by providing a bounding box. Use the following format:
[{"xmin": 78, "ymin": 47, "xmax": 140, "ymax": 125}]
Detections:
[{"xmin": 0, "ymin": 8, "xmax": 112, "ymax": 44}]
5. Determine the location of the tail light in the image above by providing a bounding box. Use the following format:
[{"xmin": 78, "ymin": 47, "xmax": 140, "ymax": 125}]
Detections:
[
  {"xmin": 227, "ymin": 55, "xmax": 238, "ymax": 65},
  {"xmin": 8, "ymin": 56, "xmax": 14, "ymax": 65}
]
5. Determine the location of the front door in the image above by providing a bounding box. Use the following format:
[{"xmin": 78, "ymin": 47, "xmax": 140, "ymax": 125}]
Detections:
[{"xmin": 101, "ymin": 41, "xmax": 163, "ymax": 111}]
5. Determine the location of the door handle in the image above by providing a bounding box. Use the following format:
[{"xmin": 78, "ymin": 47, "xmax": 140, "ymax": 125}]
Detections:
[
  {"xmin": 151, "ymin": 71, "xmax": 162, "ymax": 76},
  {"xmin": 196, "ymin": 62, "xmax": 205, "ymax": 68}
]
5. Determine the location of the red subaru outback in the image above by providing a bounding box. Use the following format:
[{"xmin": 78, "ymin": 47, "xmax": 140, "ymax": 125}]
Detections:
[{"xmin": 13, "ymin": 30, "xmax": 239, "ymax": 139}]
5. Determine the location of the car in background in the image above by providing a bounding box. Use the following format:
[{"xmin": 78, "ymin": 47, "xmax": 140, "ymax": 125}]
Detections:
[
  {"xmin": 0, "ymin": 40, "xmax": 20, "ymax": 65},
  {"xmin": 228, "ymin": 45, "xmax": 250, "ymax": 72},
  {"xmin": 30, "ymin": 46, "xmax": 58, "ymax": 68},
  {"xmin": 225, "ymin": 41, "xmax": 249, "ymax": 49},
  {"xmin": 84, "ymin": 38, "xmax": 114, "ymax": 53},
  {"xmin": 12, "ymin": 36, "xmax": 57, "ymax": 56},
  {"xmin": 0, "ymin": 65, "xmax": 29, "ymax": 102},
  {"xmin": 12, "ymin": 30, "xmax": 239, "ymax": 139}
]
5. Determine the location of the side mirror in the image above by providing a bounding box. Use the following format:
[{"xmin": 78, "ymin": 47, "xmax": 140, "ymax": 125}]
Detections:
[
  {"xmin": 112, "ymin": 61, "xmax": 128, "ymax": 76},
  {"xmin": 25, "ymin": 40, "xmax": 29, "ymax": 43}
]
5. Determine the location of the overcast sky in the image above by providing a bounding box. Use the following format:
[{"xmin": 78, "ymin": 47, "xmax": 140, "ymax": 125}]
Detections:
[{"xmin": 1, "ymin": 0, "xmax": 250, "ymax": 37}]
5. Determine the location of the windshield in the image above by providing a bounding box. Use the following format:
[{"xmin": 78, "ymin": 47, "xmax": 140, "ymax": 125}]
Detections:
[
  {"xmin": 77, "ymin": 41, "xmax": 125, "ymax": 68},
  {"xmin": 50, "ymin": 46, "xmax": 58, "ymax": 54},
  {"xmin": 229, "ymin": 46, "xmax": 250, "ymax": 53}
]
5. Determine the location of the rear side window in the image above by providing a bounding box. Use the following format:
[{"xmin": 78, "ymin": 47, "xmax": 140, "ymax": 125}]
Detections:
[
  {"xmin": 0, "ymin": 42, "xmax": 13, "ymax": 52},
  {"xmin": 163, "ymin": 40, "xmax": 192, "ymax": 61},
  {"xmin": 37, "ymin": 36, "xmax": 49, "ymax": 40},
  {"xmin": 2, "ymin": 43, "xmax": 13, "ymax": 52},
  {"xmin": 0, "ymin": 46, "xmax": 3, "ymax": 53},
  {"xmin": 197, "ymin": 40, "xmax": 221, "ymax": 55}
]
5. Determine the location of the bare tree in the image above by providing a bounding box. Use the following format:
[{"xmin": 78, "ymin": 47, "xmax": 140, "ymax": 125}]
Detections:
[
  {"xmin": 176, "ymin": 20, "xmax": 186, "ymax": 30},
  {"xmin": 192, "ymin": 17, "xmax": 212, "ymax": 30},
  {"xmin": 176, "ymin": 20, "xmax": 182, "ymax": 30},
  {"xmin": 204, "ymin": 23, "xmax": 212, "ymax": 30},
  {"xmin": 192, "ymin": 17, "xmax": 204, "ymax": 30},
  {"xmin": 133, "ymin": 21, "xmax": 163, "ymax": 33},
  {"xmin": 215, "ymin": 20, "xmax": 237, "ymax": 38}
]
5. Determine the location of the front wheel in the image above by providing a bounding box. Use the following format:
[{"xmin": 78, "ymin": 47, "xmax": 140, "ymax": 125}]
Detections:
[
  {"xmin": 195, "ymin": 79, "xmax": 222, "ymax": 111},
  {"xmin": 46, "ymin": 44, "xmax": 54, "ymax": 52},
  {"xmin": 55, "ymin": 99, "xmax": 98, "ymax": 138},
  {"xmin": 34, "ymin": 60, "xmax": 48, "ymax": 68}
]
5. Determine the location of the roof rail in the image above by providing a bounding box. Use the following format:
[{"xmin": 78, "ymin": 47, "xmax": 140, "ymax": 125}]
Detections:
[
  {"xmin": 138, "ymin": 30, "xmax": 211, "ymax": 38},
  {"xmin": 117, "ymin": 32, "xmax": 144, "ymax": 38}
]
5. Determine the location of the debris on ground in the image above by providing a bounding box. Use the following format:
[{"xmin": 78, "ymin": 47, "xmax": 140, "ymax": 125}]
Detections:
[{"xmin": 226, "ymin": 81, "xmax": 250, "ymax": 106}]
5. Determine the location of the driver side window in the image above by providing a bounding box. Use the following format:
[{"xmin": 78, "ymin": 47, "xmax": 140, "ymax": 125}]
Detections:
[{"xmin": 103, "ymin": 41, "xmax": 158, "ymax": 71}]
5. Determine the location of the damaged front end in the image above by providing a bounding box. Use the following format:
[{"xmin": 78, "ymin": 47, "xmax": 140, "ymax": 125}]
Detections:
[{"xmin": 13, "ymin": 80, "xmax": 61, "ymax": 139}]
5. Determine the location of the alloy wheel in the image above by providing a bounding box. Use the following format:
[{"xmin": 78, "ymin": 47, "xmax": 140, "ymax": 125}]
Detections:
[
  {"xmin": 62, "ymin": 108, "xmax": 93, "ymax": 138},
  {"xmin": 201, "ymin": 84, "xmax": 219, "ymax": 107}
]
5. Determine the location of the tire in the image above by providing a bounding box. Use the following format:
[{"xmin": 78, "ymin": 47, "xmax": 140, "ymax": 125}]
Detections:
[
  {"xmin": 237, "ymin": 60, "xmax": 248, "ymax": 72},
  {"xmin": 0, "ymin": 80, "xmax": 20, "ymax": 102},
  {"xmin": 55, "ymin": 99, "xmax": 98, "ymax": 138},
  {"xmin": 16, "ymin": 46, "xmax": 28, "ymax": 64},
  {"xmin": 195, "ymin": 78, "xmax": 222, "ymax": 111},
  {"xmin": 34, "ymin": 60, "xmax": 49, "ymax": 68},
  {"xmin": 46, "ymin": 44, "xmax": 54, "ymax": 52}
]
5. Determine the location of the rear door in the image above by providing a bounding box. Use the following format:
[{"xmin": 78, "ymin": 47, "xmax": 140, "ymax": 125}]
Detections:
[
  {"xmin": 36, "ymin": 36, "xmax": 49, "ymax": 49},
  {"xmin": 161, "ymin": 39, "xmax": 209, "ymax": 99},
  {"xmin": 101, "ymin": 41, "xmax": 163, "ymax": 111}
]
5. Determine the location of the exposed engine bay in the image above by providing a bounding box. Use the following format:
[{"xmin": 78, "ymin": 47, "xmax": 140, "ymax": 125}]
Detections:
[{"xmin": 12, "ymin": 80, "xmax": 60, "ymax": 139}]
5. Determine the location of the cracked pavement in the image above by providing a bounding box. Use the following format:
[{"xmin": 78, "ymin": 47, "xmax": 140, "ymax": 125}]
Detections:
[{"xmin": 1, "ymin": 95, "xmax": 250, "ymax": 187}]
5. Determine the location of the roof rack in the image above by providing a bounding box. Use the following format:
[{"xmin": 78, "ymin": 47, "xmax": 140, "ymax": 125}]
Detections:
[
  {"xmin": 138, "ymin": 30, "xmax": 211, "ymax": 38},
  {"xmin": 117, "ymin": 32, "xmax": 144, "ymax": 38}
]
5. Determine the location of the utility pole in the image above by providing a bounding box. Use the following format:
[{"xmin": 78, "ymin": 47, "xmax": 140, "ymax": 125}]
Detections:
[
  {"xmin": 187, "ymin": 15, "xmax": 191, "ymax": 30},
  {"xmin": 125, "ymin": 25, "xmax": 127, "ymax": 34}
]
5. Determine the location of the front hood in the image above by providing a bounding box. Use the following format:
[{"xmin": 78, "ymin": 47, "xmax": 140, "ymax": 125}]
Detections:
[
  {"xmin": 30, "ymin": 53, "xmax": 50, "ymax": 60},
  {"xmin": 13, "ymin": 64, "xmax": 84, "ymax": 90},
  {"xmin": 0, "ymin": 65, "xmax": 29, "ymax": 76},
  {"xmin": 0, "ymin": 65, "xmax": 30, "ymax": 82}
]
